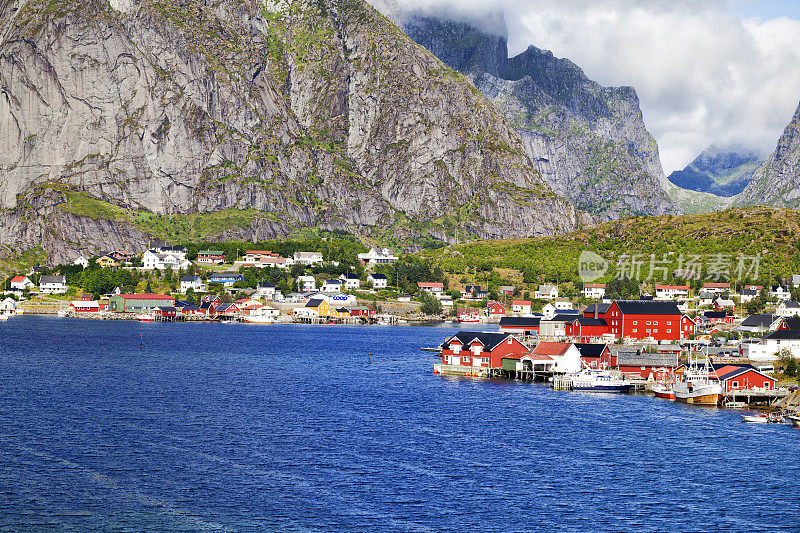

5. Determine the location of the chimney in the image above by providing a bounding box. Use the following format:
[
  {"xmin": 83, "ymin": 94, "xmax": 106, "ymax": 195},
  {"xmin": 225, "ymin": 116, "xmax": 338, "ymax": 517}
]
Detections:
[{"xmin": 594, "ymin": 298, "xmax": 599, "ymax": 320}]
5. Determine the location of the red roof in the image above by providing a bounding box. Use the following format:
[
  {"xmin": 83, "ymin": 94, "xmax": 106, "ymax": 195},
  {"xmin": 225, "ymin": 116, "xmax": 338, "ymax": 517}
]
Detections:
[
  {"xmin": 584, "ymin": 283, "xmax": 606, "ymax": 288},
  {"xmin": 704, "ymin": 282, "xmax": 730, "ymax": 288},
  {"xmin": 655, "ymin": 284, "xmax": 689, "ymax": 290},
  {"xmin": 418, "ymin": 282, "xmax": 443, "ymax": 288},
  {"xmin": 116, "ymin": 294, "xmax": 175, "ymax": 300},
  {"xmin": 513, "ymin": 300, "xmax": 531, "ymax": 305},
  {"xmin": 10, "ymin": 275, "xmax": 25, "ymax": 282},
  {"xmin": 532, "ymin": 342, "xmax": 573, "ymax": 356},
  {"xmin": 246, "ymin": 250, "xmax": 277, "ymax": 256}
]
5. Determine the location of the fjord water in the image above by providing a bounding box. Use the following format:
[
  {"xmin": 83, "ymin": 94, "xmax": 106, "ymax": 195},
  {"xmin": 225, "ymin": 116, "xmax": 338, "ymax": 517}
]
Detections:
[{"xmin": 1, "ymin": 317, "xmax": 799, "ymax": 532}]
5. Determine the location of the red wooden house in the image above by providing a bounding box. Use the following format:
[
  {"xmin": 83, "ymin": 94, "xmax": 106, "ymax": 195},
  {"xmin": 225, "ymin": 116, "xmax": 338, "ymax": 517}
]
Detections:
[
  {"xmin": 580, "ymin": 301, "xmax": 690, "ymax": 341},
  {"xmin": 574, "ymin": 343, "xmax": 610, "ymax": 369},
  {"xmin": 153, "ymin": 306, "xmax": 177, "ymax": 319},
  {"xmin": 612, "ymin": 348, "xmax": 680, "ymax": 379},
  {"xmin": 710, "ymin": 365, "xmax": 775, "ymax": 392},
  {"xmin": 565, "ymin": 317, "xmax": 610, "ymax": 342},
  {"xmin": 487, "ymin": 301, "xmax": 507, "ymax": 317},
  {"xmin": 440, "ymin": 332, "xmax": 528, "ymax": 369}
]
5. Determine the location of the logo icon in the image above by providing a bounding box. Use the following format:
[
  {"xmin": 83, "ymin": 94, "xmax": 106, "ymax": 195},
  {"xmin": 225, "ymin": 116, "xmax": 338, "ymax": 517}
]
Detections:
[{"xmin": 578, "ymin": 250, "xmax": 608, "ymax": 283}]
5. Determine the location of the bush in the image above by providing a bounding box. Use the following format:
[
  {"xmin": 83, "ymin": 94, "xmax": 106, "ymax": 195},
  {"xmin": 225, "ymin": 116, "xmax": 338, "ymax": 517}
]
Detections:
[{"xmin": 419, "ymin": 292, "xmax": 442, "ymax": 315}]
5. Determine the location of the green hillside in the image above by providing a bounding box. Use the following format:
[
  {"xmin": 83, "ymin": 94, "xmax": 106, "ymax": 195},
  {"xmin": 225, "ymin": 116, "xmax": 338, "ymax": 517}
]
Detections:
[{"xmin": 418, "ymin": 206, "xmax": 800, "ymax": 286}]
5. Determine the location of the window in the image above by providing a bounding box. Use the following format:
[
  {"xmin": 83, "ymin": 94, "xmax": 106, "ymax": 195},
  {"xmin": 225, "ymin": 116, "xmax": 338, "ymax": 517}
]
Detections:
[
  {"xmin": 731, "ymin": 381, "xmax": 739, "ymax": 388},
  {"xmin": 632, "ymin": 329, "xmax": 637, "ymax": 333},
  {"xmin": 764, "ymin": 381, "xmax": 771, "ymax": 389},
  {"xmin": 647, "ymin": 321, "xmax": 651, "ymax": 325},
  {"xmin": 646, "ymin": 329, "xmax": 651, "ymax": 333},
  {"xmin": 666, "ymin": 329, "xmax": 671, "ymax": 334},
  {"xmin": 667, "ymin": 321, "xmax": 672, "ymax": 325},
  {"xmin": 633, "ymin": 320, "xmax": 638, "ymax": 325},
  {"xmin": 653, "ymin": 321, "xmax": 658, "ymax": 325}
]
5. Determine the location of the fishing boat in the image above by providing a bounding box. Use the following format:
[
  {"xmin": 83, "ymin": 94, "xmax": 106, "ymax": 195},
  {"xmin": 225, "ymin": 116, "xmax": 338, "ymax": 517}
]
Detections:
[
  {"xmin": 673, "ymin": 357, "xmax": 722, "ymax": 406},
  {"xmin": 241, "ymin": 315, "xmax": 274, "ymax": 324},
  {"xmin": 137, "ymin": 313, "xmax": 155, "ymax": 322},
  {"xmin": 569, "ymin": 369, "xmax": 633, "ymax": 393},
  {"xmin": 741, "ymin": 414, "xmax": 769, "ymax": 423},
  {"xmin": 723, "ymin": 401, "xmax": 748, "ymax": 409},
  {"xmin": 786, "ymin": 415, "xmax": 800, "ymax": 428},
  {"xmin": 57, "ymin": 309, "xmax": 69, "ymax": 317},
  {"xmin": 458, "ymin": 313, "xmax": 481, "ymax": 324},
  {"xmin": 651, "ymin": 382, "xmax": 675, "ymax": 400}
]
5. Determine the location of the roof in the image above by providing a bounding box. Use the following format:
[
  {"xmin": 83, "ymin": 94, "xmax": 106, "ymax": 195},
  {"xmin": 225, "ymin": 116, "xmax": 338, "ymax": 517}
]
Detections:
[
  {"xmin": 215, "ymin": 303, "xmax": 238, "ymax": 312},
  {"xmin": 180, "ymin": 275, "xmax": 200, "ymax": 282},
  {"xmin": 210, "ymin": 271, "xmax": 241, "ymax": 279},
  {"xmin": 584, "ymin": 302, "xmax": 612, "ymax": 315},
  {"xmin": 198, "ymin": 250, "xmax": 224, "ymax": 255},
  {"xmin": 306, "ymin": 298, "xmax": 326, "ymax": 308},
  {"xmin": 418, "ymin": 282, "xmax": 443, "ymax": 288},
  {"xmin": 740, "ymin": 314, "xmax": 777, "ymax": 328},
  {"xmin": 763, "ymin": 330, "xmax": 800, "ymax": 340},
  {"xmin": 40, "ymin": 275, "xmax": 66, "ymax": 284},
  {"xmin": 155, "ymin": 306, "xmax": 177, "ymax": 312},
  {"xmin": 115, "ymin": 294, "xmax": 174, "ymax": 300},
  {"xmin": 257, "ymin": 281, "xmax": 275, "ymax": 288},
  {"xmin": 703, "ymin": 282, "xmax": 730, "ymax": 288},
  {"xmin": 369, "ymin": 273, "xmax": 387, "ymax": 280},
  {"xmin": 442, "ymin": 331, "xmax": 514, "ymax": 351},
  {"xmin": 499, "ymin": 317, "xmax": 541, "ymax": 328},
  {"xmin": 574, "ymin": 343, "xmax": 607, "ymax": 357},
  {"xmin": 584, "ymin": 283, "xmax": 606, "ymax": 288},
  {"xmin": 547, "ymin": 313, "xmax": 582, "ymax": 323},
  {"xmin": 532, "ymin": 342, "xmax": 573, "ymax": 356},
  {"xmin": 614, "ymin": 300, "xmax": 681, "ymax": 315},
  {"xmin": 343, "ymin": 273, "xmax": 359, "ymax": 280},
  {"xmin": 464, "ymin": 285, "xmax": 482, "ymax": 291},
  {"xmin": 10, "ymin": 275, "xmax": 25, "ymax": 282},
  {"xmin": 325, "ymin": 279, "xmax": 342, "ymax": 284},
  {"xmin": 512, "ymin": 300, "xmax": 531, "ymax": 306},
  {"xmin": 181, "ymin": 304, "xmax": 201, "ymax": 311},
  {"xmin": 616, "ymin": 351, "xmax": 679, "ymax": 367},
  {"xmin": 654, "ymin": 284, "xmax": 689, "ymax": 290},
  {"xmin": 782, "ymin": 316, "xmax": 800, "ymax": 331},
  {"xmin": 740, "ymin": 288, "xmax": 759, "ymax": 295},
  {"xmin": 781, "ymin": 300, "xmax": 800, "ymax": 308},
  {"xmin": 711, "ymin": 364, "xmax": 774, "ymax": 382},
  {"xmin": 572, "ymin": 317, "xmax": 608, "ymax": 326},
  {"xmin": 704, "ymin": 311, "xmax": 727, "ymax": 318}
]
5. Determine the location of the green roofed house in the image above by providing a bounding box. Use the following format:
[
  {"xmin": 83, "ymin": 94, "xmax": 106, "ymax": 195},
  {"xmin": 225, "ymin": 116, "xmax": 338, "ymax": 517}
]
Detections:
[
  {"xmin": 109, "ymin": 294, "xmax": 176, "ymax": 313},
  {"xmin": 196, "ymin": 250, "xmax": 226, "ymax": 264}
]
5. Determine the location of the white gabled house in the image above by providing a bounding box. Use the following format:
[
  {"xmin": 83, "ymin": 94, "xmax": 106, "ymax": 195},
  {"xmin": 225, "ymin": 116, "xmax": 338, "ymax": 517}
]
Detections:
[
  {"xmin": 654, "ymin": 285, "xmax": 689, "ymax": 300},
  {"xmin": 776, "ymin": 300, "xmax": 800, "ymax": 317},
  {"xmin": 297, "ymin": 275, "xmax": 317, "ymax": 292},
  {"xmin": 39, "ymin": 275, "xmax": 68, "ymax": 294},
  {"xmin": 534, "ymin": 284, "xmax": 559, "ymax": 300},
  {"xmin": 322, "ymin": 279, "xmax": 342, "ymax": 292},
  {"xmin": 582, "ymin": 283, "xmax": 606, "ymax": 299},
  {"xmin": 358, "ymin": 247, "xmax": 397, "ymax": 266},
  {"xmin": 339, "ymin": 272, "xmax": 361, "ymax": 290},
  {"xmin": 9, "ymin": 276, "xmax": 34, "ymax": 292},
  {"xmin": 256, "ymin": 281, "xmax": 277, "ymax": 299},
  {"xmin": 367, "ymin": 273, "xmax": 388, "ymax": 289},
  {"xmin": 293, "ymin": 251, "xmax": 324, "ymax": 265},
  {"xmin": 142, "ymin": 247, "xmax": 191, "ymax": 271},
  {"xmin": 770, "ymin": 285, "xmax": 792, "ymax": 301},
  {"xmin": 180, "ymin": 275, "xmax": 204, "ymax": 293}
]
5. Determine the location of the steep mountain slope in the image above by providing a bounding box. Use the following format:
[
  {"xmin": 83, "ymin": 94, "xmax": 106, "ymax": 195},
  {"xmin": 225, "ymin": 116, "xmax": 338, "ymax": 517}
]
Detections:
[
  {"xmin": 667, "ymin": 146, "xmax": 762, "ymax": 197},
  {"xmin": 0, "ymin": 0, "xmax": 590, "ymax": 266},
  {"xmin": 396, "ymin": 13, "xmax": 677, "ymax": 221},
  {"xmin": 737, "ymin": 101, "xmax": 800, "ymax": 208}
]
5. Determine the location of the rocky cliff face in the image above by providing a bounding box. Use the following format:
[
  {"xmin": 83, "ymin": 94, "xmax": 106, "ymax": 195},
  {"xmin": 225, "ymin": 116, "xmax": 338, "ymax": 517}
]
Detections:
[
  {"xmin": 736, "ymin": 101, "xmax": 800, "ymax": 208},
  {"xmin": 399, "ymin": 14, "xmax": 677, "ymax": 221},
  {"xmin": 0, "ymin": 0, "xmax": 590, "ymax": 265},
  {"xmin": 667, "ymin": 146, "xmax": 761, "ymax": 197}
]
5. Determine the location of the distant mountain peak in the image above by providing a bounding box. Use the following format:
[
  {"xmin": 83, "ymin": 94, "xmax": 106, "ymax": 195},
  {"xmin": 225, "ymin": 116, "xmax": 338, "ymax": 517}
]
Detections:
[{"xmin": 667, "ymin": 146, "xmax": 764, "ymax": 198}]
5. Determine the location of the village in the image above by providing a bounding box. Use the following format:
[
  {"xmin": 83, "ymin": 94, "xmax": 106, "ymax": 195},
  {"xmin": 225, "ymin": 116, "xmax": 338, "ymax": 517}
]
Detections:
[{"xmin": 2, "ymin": 242, "xmax": 800, "ymax": 413}]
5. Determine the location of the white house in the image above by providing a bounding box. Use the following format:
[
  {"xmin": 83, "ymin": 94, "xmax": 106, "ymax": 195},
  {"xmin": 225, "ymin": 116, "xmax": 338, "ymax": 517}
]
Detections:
[
  {"xmin": 256, "ymin": 281, "xmax": 277, "ymax": 300},
  {"xmin": 180, "ymin": 275, "xmax": 204, "ymax": 293},
  {"xmin": 534, "ymin": 284, "xmax": 559, "ymax": 300},
  {"xmin": 740, "ymin": 288, "xmax": 760, "ymax": 303},
  {"xmin": 741, "ymin": 330, "xmax": 800, "ymax": 361},
  {"xmin": 142, "ymin": 247, "xmax": 191, "ymax": 271},
  {"xmin": 771, "ymin": 285, "xmax": 792, "ymax": 301},
  {"xmin": 252, "ymin": 304, "xmax": 280, "ymax": 318},
  {"xmin": 72, "ymin": 256, "xmax": 89, "ymax": 269},
  {"xmin": 297, "ymin": 275, "xmax": 317, "ymax": 292},
  {"xmin": 654, "ymin": 285, "xmax": 689, "ymax": 300},
  {"xmin": 512, "ymin": 300, "xmax": 532, "ymax": 315},
  {"xmin": 9, "ymin": 276, "xmax": 34, "ymax": 292},
  {"xmin": 582, "ymin": 283, "xmax": 606, "ymax": 299},
  {"xmin": 418, "ymin": 282, "xmax": 444, "ymax": 295},
  {"xmin": 39, "ymin": 275, "xmax": 68, "ymax": 294},
  {"xmin": 358, "ymin": 247, "xmax": 397, "ymax": 266},
  {"xmin": 339, "ymin": 273, "xmax": 361, "ymax": 290},
  {"xmin": 776, "ymin": 300, "xmax": 800, "ymax": 317},
  {"xmin": 322, "ymin": 279, "xmax": 342, "ymax": 292},
  {"xmin": 0, "ymin": 297, "xmax": 16, "ymax": 314},
  {"xmin": 532, "ymin": 342, "xmax": 581, "ymax": 374},
  {"xmin": 367, "ymin": 273, "xmax": 388, "ymax": 289},
  {"xmin": 542, "ymin": 302, "xmax": 573, "ymax": 319},
  {"xmin": 293, "ymin": 251, "xmax": 324, "ymax": 265},
  {"xmin": 702, "ymin": 282, "xmax": 730, "ymax": 294}
]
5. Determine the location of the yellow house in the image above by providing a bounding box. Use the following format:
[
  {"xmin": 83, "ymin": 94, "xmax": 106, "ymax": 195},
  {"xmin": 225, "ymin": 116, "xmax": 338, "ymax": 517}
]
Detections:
[
  {"xmin": 97, "ymin": 255, "xmax": 121, "ymax": 268},
  {"xmin": 305, "ymin": 298, "xmax": 331, "ymax": 317},
  {"xmin": 331, "ymin": 306, "xmax": 350, "ymax": 319}
]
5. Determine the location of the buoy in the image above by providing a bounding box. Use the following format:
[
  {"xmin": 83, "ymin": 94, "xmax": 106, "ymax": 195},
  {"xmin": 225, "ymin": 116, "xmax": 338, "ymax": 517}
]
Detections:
[{"xmin": 369, "ymin": 352, "xmax": 372, "ymax": 364}]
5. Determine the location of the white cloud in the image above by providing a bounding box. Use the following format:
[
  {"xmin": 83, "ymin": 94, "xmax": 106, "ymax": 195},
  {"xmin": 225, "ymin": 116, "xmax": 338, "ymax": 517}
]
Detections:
[{"xmin": 372, "ymin": 0, "xmax": 800, "ymax": 173}]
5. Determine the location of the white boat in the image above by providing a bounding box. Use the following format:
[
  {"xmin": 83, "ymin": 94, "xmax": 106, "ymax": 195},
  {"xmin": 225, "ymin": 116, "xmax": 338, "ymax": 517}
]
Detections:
[
  {"xmin": 673, "ymin": 357, "xmax": 722, "ymax": 406},
  {"xmin": 569, "ymin": 369, "xmax": 633, "ymax": 393},
  {"xmin": 137, "ymin": 313, "xmax": 155, "ymax": 322},
  {"xmin": 57, "ymin": 309, "xmax": 69, "ymax": 317},
  {"xmin": 458, "ymin": 313, "xmax": 481, "ymax": 324},
  {"xmin": 241, "ymin": 315, "xmax": 274, "ymax": 324},
  {"xmin": 0, "ymin": 314, "xmax": 9, "ymax": 321},
  {"xmin": 786, "ymin": 415, "xmax": 800, "ymax": 428},
  {"xmin": 652, "ymin": 382, "xmax": 675, "ymax": 400},
  {"xmin": 741, "ymin": 414, "xmax": 769, "ymax": 423}
]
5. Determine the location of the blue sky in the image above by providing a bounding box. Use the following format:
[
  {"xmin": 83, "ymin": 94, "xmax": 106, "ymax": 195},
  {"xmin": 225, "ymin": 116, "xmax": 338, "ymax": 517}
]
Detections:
[{"xmin": 730, "ymin": 0, "xmax": 800, "ymax": 20}]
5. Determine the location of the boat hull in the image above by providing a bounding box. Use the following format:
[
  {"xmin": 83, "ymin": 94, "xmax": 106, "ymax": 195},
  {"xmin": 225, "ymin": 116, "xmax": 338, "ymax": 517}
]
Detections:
[
  {"xmin": 674, "ymin": 392, "xmax": 720, "ymax": 405},
  {"xmin": 653, "ymin": 390, "xmax": 675, "ymax": 400},
  {"xmin": 573, "ymin": 384, "xmax": 632, "ymax": 393},
  {"xmin": 787, "ymin": 415, "xmax": 800, "ymax": 428}
]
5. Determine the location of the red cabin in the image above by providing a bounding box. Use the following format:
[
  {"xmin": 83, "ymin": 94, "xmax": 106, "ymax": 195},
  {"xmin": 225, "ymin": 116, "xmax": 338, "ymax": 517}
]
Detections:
[
  {"xmin": 440, "ymin": 332, "xmax": 528, "ymax": 368},
  {"xmin": 487, "ymin": 301, "xmax": 507, "ymax": 317},
  {"xmin": 711, "ymin": 366, "xmax": 776, "ymax": 392}
]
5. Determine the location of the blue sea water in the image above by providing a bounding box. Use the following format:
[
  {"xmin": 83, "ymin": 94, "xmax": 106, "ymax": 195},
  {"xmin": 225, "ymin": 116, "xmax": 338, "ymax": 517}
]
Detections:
[{"xmin": 0, "ymin": 315, "xmax": 799, "ymax": 532}]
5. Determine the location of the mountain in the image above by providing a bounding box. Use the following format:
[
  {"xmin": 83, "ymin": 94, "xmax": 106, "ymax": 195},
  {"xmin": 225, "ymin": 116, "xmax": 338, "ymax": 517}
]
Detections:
[
  {"xmin": 0, "ymin": 0, "xmax": 591, "ymax": 267},
  {"xmin": 736, "ymin": 101, "xmax": 800, "ymax": 208},
  {"xmin": 667, "ymin": 146, "xmax": 762, "ymax": 197},
  {"xmin": 393, "ymin": 12, "xmax": 677, "ymax": 221}
]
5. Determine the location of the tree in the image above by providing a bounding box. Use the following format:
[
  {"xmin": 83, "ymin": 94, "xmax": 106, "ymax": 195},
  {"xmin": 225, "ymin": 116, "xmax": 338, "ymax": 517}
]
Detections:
[
  {"xmin": 785, "ymin": 358, "xmax": 798, "ymax": 377},
  {"xmin": 419, "ymin": 292, "xmax": 442, "ymax": 315}
]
